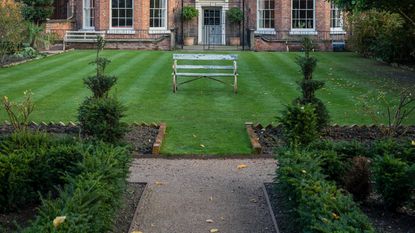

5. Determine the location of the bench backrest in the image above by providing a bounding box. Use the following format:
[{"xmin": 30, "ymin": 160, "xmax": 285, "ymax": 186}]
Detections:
[{"xmin": 173, "ymin": 54, "xmax": 238, "ymax": 61}]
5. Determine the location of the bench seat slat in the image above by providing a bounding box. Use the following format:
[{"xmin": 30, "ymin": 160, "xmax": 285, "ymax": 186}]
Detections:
[
  {"xmin": 176, "ymin": 65, "xmax": 234, "ymax": 70},
  {"xmin": 176, "ymin": 73, "xmax": 236, "ymax": 77},
  {"xmin": 173, "ymin": 54, "xmax": 238, "ymax": 61}
]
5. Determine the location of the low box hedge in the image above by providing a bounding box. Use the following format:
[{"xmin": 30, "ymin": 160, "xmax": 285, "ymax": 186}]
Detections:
[
  {"xmin": 276, "ymin": 149, "xmax": 375, "ymax": 233},
  {"xmin": 20, "ymin": 142, "xmax": 131, "ymax": 232}
]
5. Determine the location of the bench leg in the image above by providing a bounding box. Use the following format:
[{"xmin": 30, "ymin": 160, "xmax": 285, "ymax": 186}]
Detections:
[
  {"xmin": 234, "ymin": 75, "xmax": 238, "ymax": 94},
  {"xmin": 172, "ymin": 74, "xmax": 177, "ymax": 93}
]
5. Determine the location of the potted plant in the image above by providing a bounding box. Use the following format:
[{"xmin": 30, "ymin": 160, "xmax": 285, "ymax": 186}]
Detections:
[
  {"xmin": 226, "ymin": 7, "xmax": 243, "ymax": 46},
  {"xmin": 182, "ymin": 6, "xmax": 198, "ymax": 46}
]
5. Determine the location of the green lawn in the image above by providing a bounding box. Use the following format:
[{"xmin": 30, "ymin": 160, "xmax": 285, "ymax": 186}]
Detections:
[{"xmin": 0, "ymin": 51, "xmax": 414, "ymax": 155}]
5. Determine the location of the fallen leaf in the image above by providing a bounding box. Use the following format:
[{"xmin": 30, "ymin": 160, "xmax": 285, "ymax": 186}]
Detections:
[
  {"xmin": 209, "ymin": 196, "xmax": 213, "ymax": 201},
  {"xmin": 210, "ymin": 229, "xmax": 219, "ymax": 233},
  {"xmin": 206, "ymin": 219, "xmax": 214, "ymax": 223},
  {"xmin": 132, "ymin": 231, "xmax": 143, "ymax": 233},
  {"xmin": 411, "ymin": 140, "xmax": 415, "ymax": 146},
  {"xmin": 200, "ymin": 144, "xmax": 205, "ymax": 148},
  {"xmin": 53, "ymin": 216, "xmax": 66, "ymax": 228},
  {"xmin": 155, "ymin": 181, "xmax": 165, "ymax": 185},
  {"xmin": 237, "ymin": 164, "xmax": 248, "ymax": 169},
  {"xmin": 193, "ymin": 134, "xmax": 197, "ymax": 138},
  {"xmin": 250, "ymin": 198, "xmax": 257, "ymax": 203}
]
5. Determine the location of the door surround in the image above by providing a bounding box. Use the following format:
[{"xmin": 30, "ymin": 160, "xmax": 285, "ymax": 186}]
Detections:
[{"xmin": 195, "ymin": 0, "xmax": 228, "ymax": 45}]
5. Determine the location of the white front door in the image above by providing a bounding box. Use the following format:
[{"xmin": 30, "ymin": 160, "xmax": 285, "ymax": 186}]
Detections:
[
  {"xmin": 83, "ymin": 0, "xmax": 95, "ymax": 30},
  {"xmin": 202, "ymin": 8, "xmax": 222, "ymax": 45}
]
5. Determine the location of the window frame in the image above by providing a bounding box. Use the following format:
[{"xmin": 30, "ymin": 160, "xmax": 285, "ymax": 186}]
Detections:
[
  {"xmin": 83, "ymin": 0, "xmax": 95, "ymax": 30},
  {"xmin": 256, "ymin": 0, "xmax": 276, "ymax": 34},
  {"xmin": 330, "ymin": 2, "xmax": 345, "ymax": 33},
  {"xmin": 109, "ymin": 0, "xmax": 134, "ymax": 30},
  {"xmin": 291, "ymin": 0, "xmax": 316, "ymax": 33},
  {"xmin": 149, "ymin": 0, "xmax": 168, "ymax": 31}
]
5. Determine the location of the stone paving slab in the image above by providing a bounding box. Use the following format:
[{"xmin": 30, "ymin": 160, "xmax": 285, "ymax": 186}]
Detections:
[{"xmin": 128, "ymin": 158, "xmax": 277, "ymax": 233}]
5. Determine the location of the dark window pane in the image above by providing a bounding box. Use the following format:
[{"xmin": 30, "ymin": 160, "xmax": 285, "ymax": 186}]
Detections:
[
  {"xmin": 112, "ymin": 0, "xmax": 118, "ymax": 8},
  {"xmin": 126, "ymin": 18, "xmax": 132, "ymax": 26},
  {"xmin": 112, "ymin": 18, "xmax": 118, "ymax": 27},
  {"xmin": 119, "ymin": 18, "xmax": 126, "ymax": 26},
  {"xmin": 126, "ymin": 0, "xmax": 132, "ymax": 8},
  {"xmin": 112, "ymin": 9, "xmax": 118, "ymax": 17}
]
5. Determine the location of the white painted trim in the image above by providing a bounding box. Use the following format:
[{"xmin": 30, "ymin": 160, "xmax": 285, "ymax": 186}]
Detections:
[
  {"xmin": 256, "ymin": 0, "xmax": 276, "ymax": 31},
  {"xmin": 149, "ymin": 29, "xmax": 171, "ymax": 34},
  {"xmin": 82, "ymin": 0, "xmax": 95, "ymax": 30},
  {"xmin": 109, "ymin": 0, "xmax": 134, "ymax": 30},
  {"xmin": 330, "ymin": 29, "xmax": 346, "ymax": 35},
  {"xmin": 196, "ymin": 1, "xmax": 228, "ymax": 45},
  {"xmin": 255, "ymin": 29, "xmax": 276, "ymax": 35},
  {"xmin": 289, "ymin": 30, "xmax": 318, "ymax": 35},
  {"xmin": 149, "ymin": 0, "xmax": 168, "ymax": 30},
  {"xmin": 107, "ymin": 29, "xmax": 136, "ymax": 34},
  {"xmin": 290, "ymin": 0, "xmax": 316, "ymax": 31}
]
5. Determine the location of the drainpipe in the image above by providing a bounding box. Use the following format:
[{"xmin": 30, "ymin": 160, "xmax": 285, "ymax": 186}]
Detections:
[{"xmin": 181, "ymin": 0, "xmax": 184, "ymax": 49}]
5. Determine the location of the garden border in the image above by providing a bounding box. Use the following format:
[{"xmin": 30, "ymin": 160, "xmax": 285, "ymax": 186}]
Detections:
[
  {"xmin": 262, "ymin": 183, "xmax": 280, "ymax": 233},
  {"xmin": 127, "ymin": 182, "xmax": 149, "ymax": 233},
  {"xmin": 1, "ymin": 120, "xmax": 167, "ymax": 155},
  {"xmin": 0, "ymin": 49, "xmax": 74, "ymax": 68}
]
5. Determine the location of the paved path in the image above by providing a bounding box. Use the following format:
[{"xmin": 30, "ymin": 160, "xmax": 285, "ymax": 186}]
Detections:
[{"xmin": 128, "ymin": 158, "xmax": 277, "ymax": 233}]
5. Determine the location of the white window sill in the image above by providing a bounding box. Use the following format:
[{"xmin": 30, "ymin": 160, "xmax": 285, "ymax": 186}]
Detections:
[
  {"xmin": 289, "ymin": 30, "xmax": 318, "ymax": 35},
  {"xmin": 149, "ymin": 28, "xmax": 170, "ymax": 34},
  {"xmin": 107, "ymin": 29, "xmax": 135, "ymax": 35},
  {"xmin": 330, "ymin": 29, "xmax": 346, "ymax": 35},
  {"xmin": 254, "ymin": 29, "xmax": 276, "ymax": 35}
]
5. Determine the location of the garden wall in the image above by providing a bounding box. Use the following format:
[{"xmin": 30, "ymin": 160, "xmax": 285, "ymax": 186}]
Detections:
[
  {"xmin": 45, "ymin": 19, "xmax": 75, "ymax": 40},
  {"xmin": 254, "ymin": 36, "xmax": 334, "ymax": 52},
  {"xmin": 65, "ymin": 36, "xmax": 172, "ymax": 50}
]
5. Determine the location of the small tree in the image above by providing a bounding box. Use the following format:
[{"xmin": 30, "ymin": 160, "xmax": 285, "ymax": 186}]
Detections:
[
  {"xmin": 20, "ymin": 0, "xmax": 54, "ymax": 25},
  {"xmin": 294, "ymin": 37, "xmax": 330, "ymax": 130},
  {"xmin": 0, "ymin": 2, "xmax": 25, "ymax": 63},
  {"xmin": 78, "ymin": 36, "xmax": 127, "ymax": 143}
]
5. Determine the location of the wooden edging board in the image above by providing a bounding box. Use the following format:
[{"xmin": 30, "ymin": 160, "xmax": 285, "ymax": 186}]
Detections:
[
  {"xmin": 152, "ymin": 123, "xmax": 166, "ymax": 155},
  {"xmin": 245, "ymin": 122, "xmax": 262, "ymax": 154}
]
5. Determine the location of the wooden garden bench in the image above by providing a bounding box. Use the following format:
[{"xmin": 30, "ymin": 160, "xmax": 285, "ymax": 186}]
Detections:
[{"xmin": 172, "ymin": 54, "xmax": 239, "ymax": 94}]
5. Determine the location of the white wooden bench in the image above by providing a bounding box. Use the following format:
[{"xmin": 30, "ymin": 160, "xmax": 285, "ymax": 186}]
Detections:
[{"xmin": 172, "ymin": 54, "xmax": 239, "ymax": 94}]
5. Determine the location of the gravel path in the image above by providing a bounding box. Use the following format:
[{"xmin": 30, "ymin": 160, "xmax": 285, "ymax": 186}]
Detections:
[{"xmin": 128, "ymin": 158, "xmax": 277, "ymax": 233}]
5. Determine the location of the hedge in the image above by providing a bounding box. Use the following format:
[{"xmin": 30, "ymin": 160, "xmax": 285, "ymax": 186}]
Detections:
[
  {"xmin": 276, "ymin": 149, "xmax": 375, "ymax": 233},
  {"xmin": 20, "ymin": 142, "xmax": 131, "ymax": 232}
]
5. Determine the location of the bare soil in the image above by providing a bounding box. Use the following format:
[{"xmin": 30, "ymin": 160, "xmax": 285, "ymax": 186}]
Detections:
[
  {"xmin": 111, "ymin": 182, "xmax": 146, "ymax": 233},
  {"xmin": 0, "ymin": 204, "xmax": 38, "ymax": 233},
  {"xmin": 256, "ymin": 125, "xmax": 415, "ymax": 154},
  {"xmin": 0, "ymin": 124, "xmax": 159, "ymax": 155},
  {"xmin": 361, "ymin": 202, "xmax": 415, "ymax": 233},
  {"xmin": 264, "ymin": 183, "xmax": 299, "ymax": 233}
]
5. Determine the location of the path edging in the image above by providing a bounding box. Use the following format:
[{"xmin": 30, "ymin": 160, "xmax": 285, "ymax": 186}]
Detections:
[
  {"xmin": 262, "ymin": 183, "xmax": 280, "ymax": 233},
  {"xmin": 127, "ymin": 182, "xmax": 148, "ymax": 233},
  {"xmin": 152, "ymin": 123, "xmax": 166, "ymax": 155}
]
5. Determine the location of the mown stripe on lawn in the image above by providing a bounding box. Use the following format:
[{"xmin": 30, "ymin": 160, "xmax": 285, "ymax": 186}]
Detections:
[
  {"xmin": 0, "ymin": 52, "xmax": 97, "ymax": 95},
  {"xmin": 48, "ymin": 51, "xmax": 143, "ymax": 119}
]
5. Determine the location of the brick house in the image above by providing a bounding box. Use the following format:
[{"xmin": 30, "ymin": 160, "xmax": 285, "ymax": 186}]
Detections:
[{"xmin": 48, "ymin": 0, "xmax": 347, "ymax": 51}]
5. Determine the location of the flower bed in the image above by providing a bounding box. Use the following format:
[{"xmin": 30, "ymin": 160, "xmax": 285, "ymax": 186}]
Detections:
[
  {"xmin": 251, "ymin": 124, "xmax": 415, "ymax": 154},
  {"xmin": 0, "ymin": 122, "xmax": 166, "ymax": 155}
]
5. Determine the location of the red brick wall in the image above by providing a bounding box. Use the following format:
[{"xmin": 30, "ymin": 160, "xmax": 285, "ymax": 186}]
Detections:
[{"xmin": 45, "ymin": 20, "xmax": 75, "ymax": 40}]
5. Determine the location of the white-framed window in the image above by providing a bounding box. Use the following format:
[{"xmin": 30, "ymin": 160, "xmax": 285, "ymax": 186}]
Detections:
[
  {"xmin": 292, "ymin": 0, "xmax": 315, "ymax": 30},
  {"xmin": 330, "ymin": 2, "xmax": 344, "ymax": 31},
  {"xmin": 83, "ymin": 0, "xmax": 95, "ymax": 29},
  {"xmin": 150, "ymin": 0, "xmax": 167, "ymax": 30},
  {"xmin": 257, "ymin": 0, "xmax": 275, "ymax": 30},
  {"xmin": 111, "ymin": 0, "xmax": 133, "ymax": 28}
]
